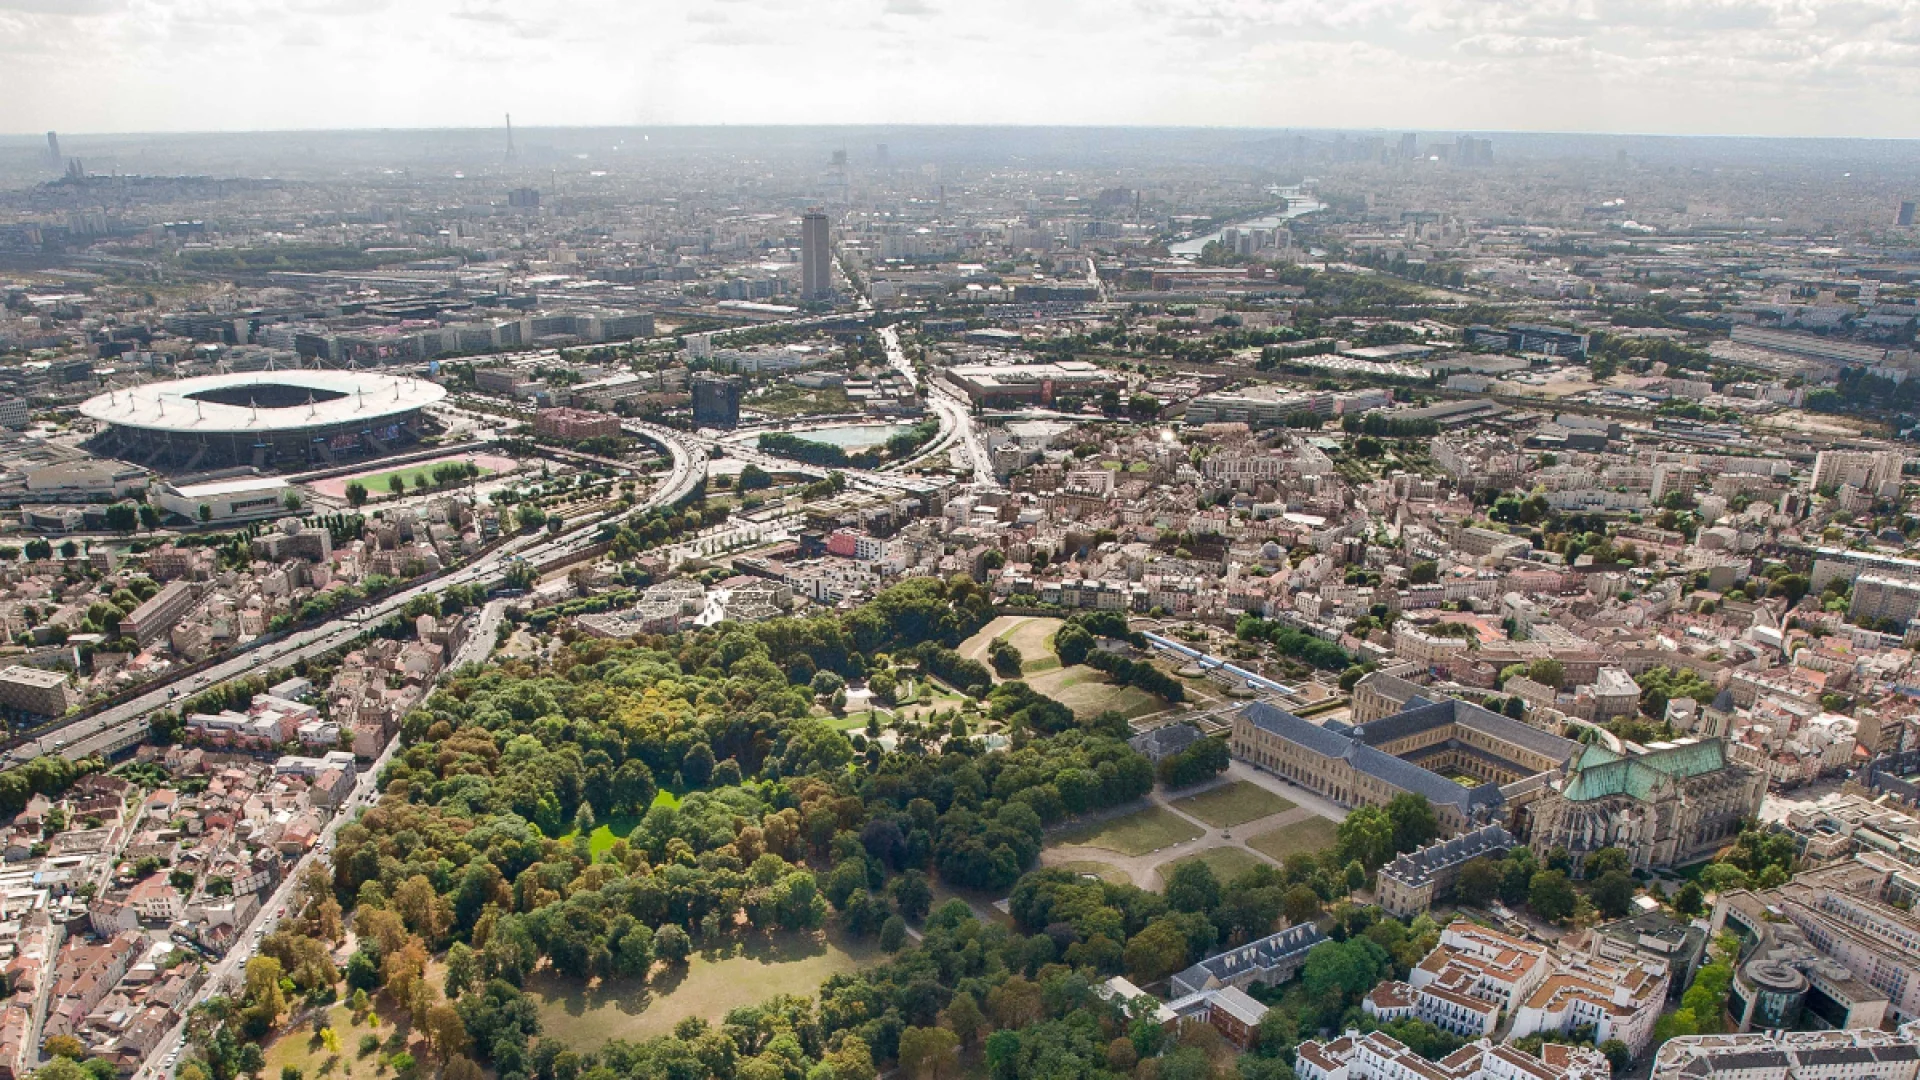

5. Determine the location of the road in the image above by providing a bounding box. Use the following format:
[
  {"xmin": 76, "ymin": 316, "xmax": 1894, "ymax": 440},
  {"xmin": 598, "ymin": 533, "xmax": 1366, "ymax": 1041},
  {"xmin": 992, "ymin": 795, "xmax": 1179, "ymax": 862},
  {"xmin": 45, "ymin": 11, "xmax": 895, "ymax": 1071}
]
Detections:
[
  {"xmin": 62, "ymin": 425, "xmax": 709, "ymax": 1079},
  {"xmin": 878, "ymin": 325, "xmax": 918, "ymax": 391},
  {"xmin": 134, "ymin": 636, "xmax": 465, "ymax": 1080},
  {"xmin": 22, "ymin": 426, "xmax": 703, "ymax": 768},
  {"xmin": 927, "ymin": 380, "xmax": 998, "ymax": 489}
]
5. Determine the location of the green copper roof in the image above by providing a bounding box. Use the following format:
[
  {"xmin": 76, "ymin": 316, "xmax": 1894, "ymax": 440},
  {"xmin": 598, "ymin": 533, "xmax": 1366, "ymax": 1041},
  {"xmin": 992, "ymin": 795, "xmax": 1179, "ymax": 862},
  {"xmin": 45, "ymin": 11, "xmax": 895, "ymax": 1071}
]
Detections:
[{"xmin": 1562, "ymin": 739, "xmax": 1729, "ymax": 802}]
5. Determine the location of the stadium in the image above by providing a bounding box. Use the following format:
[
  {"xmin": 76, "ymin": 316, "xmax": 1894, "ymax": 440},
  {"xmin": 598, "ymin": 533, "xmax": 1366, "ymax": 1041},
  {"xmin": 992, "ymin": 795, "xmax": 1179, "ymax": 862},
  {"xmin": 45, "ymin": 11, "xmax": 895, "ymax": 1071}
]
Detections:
[{"xmin": 80, "ymin": 371, "xmax": 447, "ymax": 471}]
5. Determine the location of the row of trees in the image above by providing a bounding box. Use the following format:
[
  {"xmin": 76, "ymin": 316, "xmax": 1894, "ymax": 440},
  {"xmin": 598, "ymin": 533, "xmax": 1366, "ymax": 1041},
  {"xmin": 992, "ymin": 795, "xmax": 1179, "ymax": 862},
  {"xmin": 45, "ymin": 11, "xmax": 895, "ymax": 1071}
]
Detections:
[
  {"xmin": 1234, "ymin": 616, "xmax": 1352, "ymax": 671},
  {"xmin": 1083, "ymin": 648, "xmax": 1186, "ymax": 703}
]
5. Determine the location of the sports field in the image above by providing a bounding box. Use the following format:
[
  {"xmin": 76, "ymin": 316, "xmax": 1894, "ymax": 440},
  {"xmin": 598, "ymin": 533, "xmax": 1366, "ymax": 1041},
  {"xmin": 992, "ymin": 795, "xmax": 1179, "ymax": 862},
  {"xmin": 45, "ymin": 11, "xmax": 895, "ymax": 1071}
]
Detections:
[{"xmin": 310, "ymin": 452, "xmax": 517, "ymax": 499}]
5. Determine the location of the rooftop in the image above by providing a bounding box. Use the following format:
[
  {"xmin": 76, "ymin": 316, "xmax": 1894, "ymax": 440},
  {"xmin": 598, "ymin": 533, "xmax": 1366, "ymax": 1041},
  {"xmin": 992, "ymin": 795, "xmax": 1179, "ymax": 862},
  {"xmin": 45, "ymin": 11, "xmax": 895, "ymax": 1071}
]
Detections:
[{"xmin": 80, "ymin": 371, "xmax": 445, "ymax": 435}]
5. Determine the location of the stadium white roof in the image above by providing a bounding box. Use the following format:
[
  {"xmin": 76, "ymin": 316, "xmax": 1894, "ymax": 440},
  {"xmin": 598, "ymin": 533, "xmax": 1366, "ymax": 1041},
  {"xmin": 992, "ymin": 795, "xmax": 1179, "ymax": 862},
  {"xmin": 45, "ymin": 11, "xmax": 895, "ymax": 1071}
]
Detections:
[{"xmin": 80, "ymin": 371, "xmax": 446, "ymax": 435}]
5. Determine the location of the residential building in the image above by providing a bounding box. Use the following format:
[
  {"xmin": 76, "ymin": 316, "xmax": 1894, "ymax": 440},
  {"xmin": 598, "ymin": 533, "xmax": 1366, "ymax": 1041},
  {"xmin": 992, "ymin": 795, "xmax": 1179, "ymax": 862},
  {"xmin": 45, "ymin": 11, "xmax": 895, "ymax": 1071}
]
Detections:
[
  {"xmin": 121, "ymin": 581, "xmax": 201, "ymax": 645},
  {"xmin": 1651, "ymin": 1023, "xmax": 1920, "ymax": 1080},
  {"xmin": 1297, "ymin": 1030, "xmax": 1611, "ymax": 1080},
  {"xmin": 1167, "ymin": 923, "xmax": 1327, "ymax": 998},
  {"xmin": 1376, "ymin": 825, "xmax": 1516, "ymax": 918},
  {"xmin": 0, "ymin": 666, "xmax": 73, "ymax": 718},
  {"xmin": 533, "ymin": 407, "xmax": 621, "ymax": 442}
]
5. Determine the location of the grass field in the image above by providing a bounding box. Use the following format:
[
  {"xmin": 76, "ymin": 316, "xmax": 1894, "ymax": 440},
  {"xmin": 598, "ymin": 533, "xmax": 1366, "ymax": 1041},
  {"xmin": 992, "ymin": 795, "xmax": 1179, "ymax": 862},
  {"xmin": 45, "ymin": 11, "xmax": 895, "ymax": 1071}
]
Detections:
[
  {"xmin": 958, "ymin": 615, "xmax": 1065, "ymax": 679},
  {"xmin": 1027, "ymin": 665, "xmax": 1166, "ymax": 720},
  {"xmin": 1157, "ymin": 845, "xmax": 1266, "ymax": 888},
  {"xmin": 1053, "ymin": 859, "xmax": 1131, "ymax": 885},
  {"xmin": 311, "ymin": 452, "xmax": 518, "ymax": 500},
  {"xmin": 261, "ymin": 1000, "xmax": 418, "ymax": 1080},
  {"xmin": 1051, "ymin": 806, "xmax": 1203, "ymax": 856},
  {"xmin": 1247, "ymin": 816, "xmax": 1340, "ymax": 863},
  {"xmin": 529, "ymin": 928, "xmax": 879, "ymax": 1048},
  {"xmin": 1170, "ymin": 782, "xmax": 1296, "ymax": 828},
  {"xmin": 355, "ymin": 459, "xmax": 496, "ymax": 495}
]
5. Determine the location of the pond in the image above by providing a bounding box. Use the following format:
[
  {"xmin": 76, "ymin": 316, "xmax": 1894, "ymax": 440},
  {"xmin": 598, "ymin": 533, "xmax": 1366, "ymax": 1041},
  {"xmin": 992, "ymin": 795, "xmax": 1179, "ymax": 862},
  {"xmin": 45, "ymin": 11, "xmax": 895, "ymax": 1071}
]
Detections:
[{"xmin": 795, "ymin": 423, "xmax": 916, "ymax": 448}]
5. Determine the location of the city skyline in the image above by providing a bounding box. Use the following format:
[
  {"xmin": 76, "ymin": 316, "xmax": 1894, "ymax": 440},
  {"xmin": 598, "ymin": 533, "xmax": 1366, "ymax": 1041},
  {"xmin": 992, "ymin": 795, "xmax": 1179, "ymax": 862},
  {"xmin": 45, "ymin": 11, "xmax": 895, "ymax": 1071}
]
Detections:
[{"xmin": 8, "ymin": 0, "xmax": 1920, "ymax": 138}]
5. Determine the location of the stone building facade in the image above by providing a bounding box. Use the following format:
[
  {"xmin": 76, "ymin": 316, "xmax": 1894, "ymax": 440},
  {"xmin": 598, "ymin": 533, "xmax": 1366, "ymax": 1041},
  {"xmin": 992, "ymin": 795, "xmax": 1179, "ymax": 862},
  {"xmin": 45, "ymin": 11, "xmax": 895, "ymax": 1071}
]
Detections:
[{"xmin": 1526, "ymin": 737, "xmax": 1765, "ymax": 873}]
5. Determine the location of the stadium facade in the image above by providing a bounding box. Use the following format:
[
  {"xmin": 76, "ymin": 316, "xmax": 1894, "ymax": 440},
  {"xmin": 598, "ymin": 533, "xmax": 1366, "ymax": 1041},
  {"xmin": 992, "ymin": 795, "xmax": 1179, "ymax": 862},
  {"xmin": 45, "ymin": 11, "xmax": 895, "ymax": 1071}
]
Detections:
[{"xmin": 80, "ymin": 371, "xmax": 446, "ymax": 471}]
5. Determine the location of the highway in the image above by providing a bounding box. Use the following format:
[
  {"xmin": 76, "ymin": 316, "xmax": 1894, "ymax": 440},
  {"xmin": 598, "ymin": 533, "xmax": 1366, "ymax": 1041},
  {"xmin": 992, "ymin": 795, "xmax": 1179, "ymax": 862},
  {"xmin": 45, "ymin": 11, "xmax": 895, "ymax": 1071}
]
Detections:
[
  {"xmin": 120, "ymin": 445, "xmax": 665, "ymax": 1080},
  {"xmin": 134, "ymin": 604, "xmax": 502, "ymax": 1080},
  {"xmin": 19, "ymin": 425, "xmax": 704, "ymax": 768},
  {"xmin": 879, "ymin": 325, "xmax": 918, "ymax": 391},
  {"xmin": 926, "ymin": 379, "xmax": 999, "ymax": 489}
]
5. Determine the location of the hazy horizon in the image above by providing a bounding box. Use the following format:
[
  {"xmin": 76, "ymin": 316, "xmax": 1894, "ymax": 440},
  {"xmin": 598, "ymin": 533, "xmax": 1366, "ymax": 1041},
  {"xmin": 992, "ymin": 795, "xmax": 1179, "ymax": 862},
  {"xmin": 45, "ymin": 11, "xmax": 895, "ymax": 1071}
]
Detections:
[{"xmin": 9, "ymin": 0, "xmax": 1920, "ymax": 140}]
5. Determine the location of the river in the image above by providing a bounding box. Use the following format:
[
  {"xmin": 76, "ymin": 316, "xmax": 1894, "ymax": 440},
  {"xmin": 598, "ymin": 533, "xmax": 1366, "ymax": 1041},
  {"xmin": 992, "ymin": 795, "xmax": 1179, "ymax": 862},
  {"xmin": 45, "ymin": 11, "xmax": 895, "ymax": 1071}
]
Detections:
[{"xmin": 1169, "ymin": 190, "xmax": 1326, "ymax": 257}]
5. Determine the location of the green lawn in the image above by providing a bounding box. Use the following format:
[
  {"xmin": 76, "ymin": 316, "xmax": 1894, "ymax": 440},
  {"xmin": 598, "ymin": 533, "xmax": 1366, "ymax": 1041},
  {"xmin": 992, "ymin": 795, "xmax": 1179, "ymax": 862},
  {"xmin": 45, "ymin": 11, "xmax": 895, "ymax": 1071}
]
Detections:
[
  {"xmin": 1170, "ymin": 782, "xmax": 1296, "ymax": 828},
  {"xmin": 529, "ymin": 928, "xmax": 879, "ymax": 1048},
  {"xmin": 1053, "ymin": 859, "xmax": 1132, "ymax": 885},
  {"xmin": 1051, "ymin": 806, "xmax": 1203, "ymax": 856},
  {"xmin": 1028, "ymin": 665, "xmax": 1167, "ymax": 720},
  {"xmin": 261, "ymin": 999, "xmax": 417, "ymax": 1080},
  {"xmin": 959, "ymin": 616, "xmax": 1066, "ymax": 682},
  {"xmin": 557, "ymin": 811, "xmax": 646, "ymax": 858},
  {"xmin": 1157, "ymin": 845, "xmax": 1266, "ymax": 888},
  {"xmin": 354, "ymin": 460, "xmax": 495, "ymax": 494},
  {"xmin": 1247, "ymin": 816, "xmax": 1340, "ymax": 863}
]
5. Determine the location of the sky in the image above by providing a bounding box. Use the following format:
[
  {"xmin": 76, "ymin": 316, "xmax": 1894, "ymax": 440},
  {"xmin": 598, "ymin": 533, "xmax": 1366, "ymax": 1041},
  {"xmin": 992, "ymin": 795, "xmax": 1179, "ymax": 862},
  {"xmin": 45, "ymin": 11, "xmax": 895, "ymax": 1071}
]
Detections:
[{"xmin": 8, "ymin": 0, "xmax": 1920, "ymax": 137}]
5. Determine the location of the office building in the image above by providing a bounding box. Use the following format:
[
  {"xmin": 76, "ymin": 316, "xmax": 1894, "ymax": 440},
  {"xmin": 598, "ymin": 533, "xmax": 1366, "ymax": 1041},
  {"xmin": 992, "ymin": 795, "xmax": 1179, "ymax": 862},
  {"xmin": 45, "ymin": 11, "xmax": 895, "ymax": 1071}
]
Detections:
[
  {"xmin": 507, "ymin": 187, "xmax": 540, "ymax": 209},
  {"xmin": 692, "ymin": 374, "xmax": 742, "ymax": 428},
  {"xmin": 1713, "ymin": 854, "xmax": 1920, "ymax": 1027},
  {"xmin": 1652, "ymin": 1023, "xmax": 1920, "ymax": 1080},
  {"xmin": 801, "ymin": 210, "xmax": 833, "ymax": 300},
  {"xmin": 1900, "ymin": 201, "xmax": 1917, "ymax": 227},
  {"xmin": 943, "ymin": 360, "xmax": 1121, "ymax": 407},
  {"xmin": 1465, "ymin": 323, "xmax": 1591, "ymax": 357},
  {"xmin": 0, "ymin": 666, "xmax": 74, "ymax": 719}
]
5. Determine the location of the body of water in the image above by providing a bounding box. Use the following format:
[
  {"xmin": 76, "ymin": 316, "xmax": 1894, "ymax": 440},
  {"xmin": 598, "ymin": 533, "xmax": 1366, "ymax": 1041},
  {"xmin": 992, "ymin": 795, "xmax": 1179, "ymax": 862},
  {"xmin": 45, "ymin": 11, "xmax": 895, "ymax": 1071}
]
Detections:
[
  {"xmin": 1169, "ymin": 192, "xmax": 1327, "ymax": 257},
  {"xmin": 796, "ymin": 423, "xmax": 916, "ymax": 449}
]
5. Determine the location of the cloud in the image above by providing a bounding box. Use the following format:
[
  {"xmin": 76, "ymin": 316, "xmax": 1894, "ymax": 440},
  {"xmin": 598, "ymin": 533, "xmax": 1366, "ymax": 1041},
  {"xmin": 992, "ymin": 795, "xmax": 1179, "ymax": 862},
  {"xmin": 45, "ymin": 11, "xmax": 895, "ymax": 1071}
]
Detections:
[
  {"xmin": 0, "ymin": 0, "xmax": 121, "ymax": 11},
  {"xmin": 9, "ymin": 0, "xmax": 1920, "ymax": 136}
]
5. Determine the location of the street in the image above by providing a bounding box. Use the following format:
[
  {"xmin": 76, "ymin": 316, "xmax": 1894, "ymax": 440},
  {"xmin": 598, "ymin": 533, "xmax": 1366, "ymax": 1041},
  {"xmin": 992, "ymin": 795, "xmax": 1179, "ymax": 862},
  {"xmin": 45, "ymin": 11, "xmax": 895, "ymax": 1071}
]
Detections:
[{"xmin": 135, "ymin": 602, "xmax": 505, "ymax": 1080}]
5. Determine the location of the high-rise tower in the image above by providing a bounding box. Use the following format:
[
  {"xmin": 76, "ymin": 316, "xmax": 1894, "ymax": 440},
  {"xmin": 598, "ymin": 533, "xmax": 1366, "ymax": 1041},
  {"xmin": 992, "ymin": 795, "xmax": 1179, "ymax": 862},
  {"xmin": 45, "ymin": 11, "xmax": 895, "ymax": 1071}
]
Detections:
[{"xmin": 801, "ymin": 210, "xmax": 832, "ymax": 301}]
